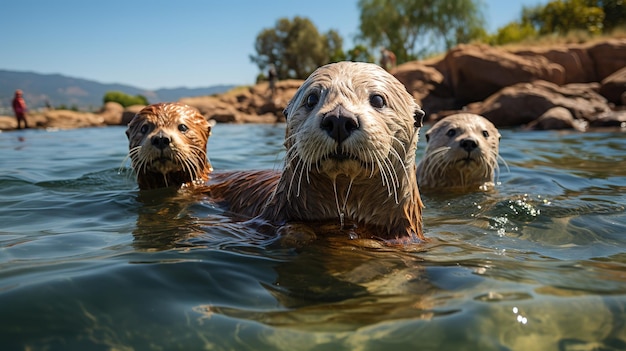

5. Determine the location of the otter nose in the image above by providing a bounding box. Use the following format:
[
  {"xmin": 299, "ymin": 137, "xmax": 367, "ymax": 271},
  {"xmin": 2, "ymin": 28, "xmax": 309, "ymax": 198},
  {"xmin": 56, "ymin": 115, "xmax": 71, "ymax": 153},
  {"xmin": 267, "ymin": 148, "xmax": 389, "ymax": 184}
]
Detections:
[
  {"xmin": 151, "ymin": 135, "xmax": 171, "ymax": 150},
  {"xmin": 460, "ymin": 138, "xmax": 478, "ymax": 152},
  {"xmin": 320, "ymin": 107, "xmax": 359, "ymax": 144}
]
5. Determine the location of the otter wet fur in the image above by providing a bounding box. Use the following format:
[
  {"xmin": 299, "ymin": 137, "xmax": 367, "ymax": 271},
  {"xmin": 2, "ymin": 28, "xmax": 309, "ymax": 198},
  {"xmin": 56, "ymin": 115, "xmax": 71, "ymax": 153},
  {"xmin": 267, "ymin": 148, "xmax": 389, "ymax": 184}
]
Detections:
[
  {"xmin": 209, "ymin": 61, "xmax": 426, "ymax": 242},
  {"xmin": 417, "ymin": 113, "xmax": 501, "ymax": 192},
  {"xmin": 126, "ymin": 102, "xmax": 214, "ymax": 190}
]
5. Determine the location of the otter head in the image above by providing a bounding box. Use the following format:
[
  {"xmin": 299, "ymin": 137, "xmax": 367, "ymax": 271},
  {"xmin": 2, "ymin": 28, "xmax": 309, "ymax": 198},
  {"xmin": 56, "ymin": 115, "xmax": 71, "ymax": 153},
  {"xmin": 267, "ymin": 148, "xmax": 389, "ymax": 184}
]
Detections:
[
  {"xmin": 417, "ymin": 113, "xmax": 501, "ymax": 192},
  {"xmin": 126, "ymin": 102, "xmax": 213, "ymax": 190},
  {"xmin": 270, "ymin": 61, "xmax": 425, "ymax": 240}
]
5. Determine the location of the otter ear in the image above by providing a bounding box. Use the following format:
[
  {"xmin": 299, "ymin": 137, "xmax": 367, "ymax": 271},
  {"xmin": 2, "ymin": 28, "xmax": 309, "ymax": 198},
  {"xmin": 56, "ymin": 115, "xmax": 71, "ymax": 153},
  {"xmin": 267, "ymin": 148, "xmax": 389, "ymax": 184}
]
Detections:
[
  {"xmin": 207, "ymin": 118, "xmax": 216, "ymax": 136},
  {"xmin": 414, "ymin": 108, "xmax": 425, "ymax": 128},
  {"xmin": 283, "ymin": 99, "xmax": 295, "ymax": 119},
  {"xmin": 425, "ymin": 132, "xmax": 430, "ymax": 143}
]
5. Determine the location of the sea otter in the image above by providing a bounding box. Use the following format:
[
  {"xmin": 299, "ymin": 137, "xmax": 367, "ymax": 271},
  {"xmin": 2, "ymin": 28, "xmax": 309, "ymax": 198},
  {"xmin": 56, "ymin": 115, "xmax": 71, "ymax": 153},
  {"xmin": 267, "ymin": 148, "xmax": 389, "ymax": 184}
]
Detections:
[
  {"xmin": 209, "ymin": 61, "xmax": 426, "ymax": 241},
  {"xmin": 417, "ymin": 113, "xmax": 501, "ymax": 192},
  {"xmin": 126, "ymin": 102, "xmax": 213, "ymax": 190}
]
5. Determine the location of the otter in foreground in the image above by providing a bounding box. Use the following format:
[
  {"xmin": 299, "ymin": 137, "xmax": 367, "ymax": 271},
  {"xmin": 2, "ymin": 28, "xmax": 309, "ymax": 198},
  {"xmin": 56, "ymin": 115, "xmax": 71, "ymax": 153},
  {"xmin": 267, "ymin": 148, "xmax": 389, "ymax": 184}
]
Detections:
[
  {"xmin": 417, "ymin": 113, "xmax": 501, "ymax": 192},
  {"xmin": 209, "ymin": 61, "xmax": 426, "ymax": 241},
  {"xmin": 126, "ymin": 102, "xmax": 214, "ymax": 190}
]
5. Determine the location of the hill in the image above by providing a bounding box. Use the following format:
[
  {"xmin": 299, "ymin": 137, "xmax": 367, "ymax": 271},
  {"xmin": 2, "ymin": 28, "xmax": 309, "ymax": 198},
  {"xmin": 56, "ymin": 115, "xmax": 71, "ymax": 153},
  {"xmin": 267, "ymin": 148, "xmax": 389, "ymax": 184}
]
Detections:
[{"xmin": 0, "ymin": 69, "xmax": 234, "ymax": 112}]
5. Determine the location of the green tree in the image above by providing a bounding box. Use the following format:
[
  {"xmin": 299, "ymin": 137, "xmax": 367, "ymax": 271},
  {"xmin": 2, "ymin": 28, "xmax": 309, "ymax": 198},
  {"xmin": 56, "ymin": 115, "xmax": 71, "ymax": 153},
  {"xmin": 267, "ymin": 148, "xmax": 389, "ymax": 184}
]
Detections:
[
  {"xmin": 103, "ymin": 91, "xmax": 149, "ymax": 108},
  {"xmin": 345, "ymin": 44, "xmax": 375, "ymax": 63},
  {"xmin": 524, "ymin": 0, "xmax": 605, "ymax": 35},
  {"xmin": 489, "ymin": 21, "xmax": 538, "ymax": 45},
  {"xmin": 250, "ymin": 17, "xmax": 345, "ymax": 80},
  {"xmin": 585, "ymin": 0, "xmax": 626, "ymax": 32},
  {"xmin": 357, "ymin": 0, "xmax": 486, "ymax": 63}
]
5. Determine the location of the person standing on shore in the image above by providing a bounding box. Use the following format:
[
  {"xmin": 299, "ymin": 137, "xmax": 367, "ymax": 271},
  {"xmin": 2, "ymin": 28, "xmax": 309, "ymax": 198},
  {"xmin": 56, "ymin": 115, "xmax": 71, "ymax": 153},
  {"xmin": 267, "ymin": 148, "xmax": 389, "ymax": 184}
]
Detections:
[
  {"xmin": 379, "ymin": 47, "xmax": 396, "ymax": 72},
  {"xmin": 267, "ymin": 64, "xmax": 277, "ymax": 99},
  {"xmin": 12, "ymin": 89, "xmax": 29, "ymax": 129}
]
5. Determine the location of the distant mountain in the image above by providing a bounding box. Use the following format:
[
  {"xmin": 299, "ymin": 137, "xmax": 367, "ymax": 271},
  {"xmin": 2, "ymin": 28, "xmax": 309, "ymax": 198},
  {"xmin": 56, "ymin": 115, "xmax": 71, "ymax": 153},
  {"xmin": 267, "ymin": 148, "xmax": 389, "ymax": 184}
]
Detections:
[{"xmin": 0, "ymin": 69, "xmax": 235, "ymax": 112}]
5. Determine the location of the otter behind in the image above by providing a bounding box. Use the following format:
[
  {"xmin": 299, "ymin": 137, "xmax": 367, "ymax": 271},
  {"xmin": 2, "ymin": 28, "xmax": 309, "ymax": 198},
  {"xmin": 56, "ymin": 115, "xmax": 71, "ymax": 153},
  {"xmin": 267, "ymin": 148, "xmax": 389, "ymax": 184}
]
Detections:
[
  {"xmin": 417, "ymin": 113, "xmax": 501, "ymax": 192},
  {"xmin": 126, "ymin": 102, "xmax": 214, "ymax": 190}
]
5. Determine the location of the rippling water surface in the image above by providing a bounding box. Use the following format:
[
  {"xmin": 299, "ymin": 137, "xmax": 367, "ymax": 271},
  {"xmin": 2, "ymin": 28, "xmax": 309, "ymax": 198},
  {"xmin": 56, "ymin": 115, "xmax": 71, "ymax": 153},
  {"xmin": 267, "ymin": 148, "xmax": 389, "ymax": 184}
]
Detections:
[{"xmin": 1, "ymin": 124, "xmax": 625, "ymax": 351}]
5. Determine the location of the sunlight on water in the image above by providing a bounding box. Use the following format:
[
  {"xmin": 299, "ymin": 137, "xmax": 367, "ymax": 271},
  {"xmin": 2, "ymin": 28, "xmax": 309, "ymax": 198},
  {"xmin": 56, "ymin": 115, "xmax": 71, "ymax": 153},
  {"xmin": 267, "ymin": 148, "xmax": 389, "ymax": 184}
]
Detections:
[{"xmin": 0, "ymin": 125, "xmax": 625, "ymax": 350}]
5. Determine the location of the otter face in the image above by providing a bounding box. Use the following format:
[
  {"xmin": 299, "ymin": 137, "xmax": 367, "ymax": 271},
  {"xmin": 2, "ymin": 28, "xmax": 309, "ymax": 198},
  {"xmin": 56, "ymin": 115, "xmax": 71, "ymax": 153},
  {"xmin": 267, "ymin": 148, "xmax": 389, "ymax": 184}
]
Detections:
[
  {"xmin": 419, "ymin": 113, "xmax": 500, "ymax": 190},
  {"xmin": 283, "ymin": 61, "xmax": 424, "ymax": 181},
  {"xmin": 126, "ymin": 103, "xmax": 213, "ymax": 189}
]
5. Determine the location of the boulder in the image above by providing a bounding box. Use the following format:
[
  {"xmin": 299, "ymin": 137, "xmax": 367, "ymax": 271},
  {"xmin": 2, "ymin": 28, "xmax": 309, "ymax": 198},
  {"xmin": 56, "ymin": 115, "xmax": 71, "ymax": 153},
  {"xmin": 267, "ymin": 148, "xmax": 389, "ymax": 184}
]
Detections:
[
  {"xmin": 99, "ymin": 101, "xmax": 124, "ymax": 125},
  {"xmin": 586, "ymin": 39, "xmax": 626, "ymax": 81},
  {"xmin": 37, "ymin": 110, "xmax": 105, "ymax": 129},
  {"xmin": 515, "ymin": 46, "xmax": 595, "ymax": 83},
  {"xmin": 525, "ymin": 106, "xmax": 587, "ymax": 131},
  {"xmin": 599, "ymin": 66, "xmax": 626, "ymax": 105},
  {"xmin": 588, "ymin": 110, "xmax": 626, "ymax": 128},
  {"xmin": 392, "ymin": 61, "xmax": 456, "ymax": 116},
  {"xmin": 181, "ymin": 79, "xmax": 302, "ymax": 123},
  {"xmin": 443, "ymin": 44, "xmax": 565, "ymax": 103},
  {"xmin": 465, "ymin": 81, "xmax": 610, "ymax": 127},
  {"xmin": 121, "ymin": 105, "xmax": 146, "ymax": 125}
]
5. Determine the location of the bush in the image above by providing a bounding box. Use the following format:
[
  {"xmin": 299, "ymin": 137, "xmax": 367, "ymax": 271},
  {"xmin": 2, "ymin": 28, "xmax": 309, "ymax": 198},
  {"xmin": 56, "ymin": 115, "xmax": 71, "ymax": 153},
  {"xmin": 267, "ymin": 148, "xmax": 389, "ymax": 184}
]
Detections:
[
  {"xmin": 103, "ymin": 91, "xmax": 148, "ymax": 108},
  {"xmin": 489, "ymin": 21, "xmax": 538, "ymax": 45}
]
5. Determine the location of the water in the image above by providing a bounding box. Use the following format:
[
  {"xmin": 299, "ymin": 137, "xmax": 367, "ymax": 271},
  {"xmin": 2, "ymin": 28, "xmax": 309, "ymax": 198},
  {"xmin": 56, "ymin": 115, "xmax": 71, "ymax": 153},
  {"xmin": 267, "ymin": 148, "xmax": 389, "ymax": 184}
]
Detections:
[{"xmin": 1, "ymin": 124, "xmax": 625, "ymax": 351}]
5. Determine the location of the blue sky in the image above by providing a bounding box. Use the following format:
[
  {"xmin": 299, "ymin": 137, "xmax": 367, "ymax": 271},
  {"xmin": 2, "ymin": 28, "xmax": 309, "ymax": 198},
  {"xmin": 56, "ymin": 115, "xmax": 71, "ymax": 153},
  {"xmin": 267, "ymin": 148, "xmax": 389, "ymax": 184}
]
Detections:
[{"xmin": 1, "ymin": 0, "xmax": 547, "ymax": 90}]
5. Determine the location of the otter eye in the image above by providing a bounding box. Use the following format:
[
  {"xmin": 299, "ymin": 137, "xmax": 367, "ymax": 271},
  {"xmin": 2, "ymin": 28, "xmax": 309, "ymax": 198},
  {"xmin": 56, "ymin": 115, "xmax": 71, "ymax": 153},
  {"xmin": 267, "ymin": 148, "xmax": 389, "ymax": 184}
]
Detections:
[
  {"xmin": 482, "ymin": 130, "xmax": 489, "ymax": 138},
  {"xmin": 305, "ymin": 92, "xmax": 319, "ymax": 109},
  {"xmin": 140, "ymin": 124, "xmax": 149, "ymax": 134},
  {"xmin": 446, "ymin": 129, "xmax": 456, "ymax": 137},
  {"xmin": 178, "ymin": 124, "xmax": 188, "ymax": 133},
  {"xmin": 369, "ymin": 94, "xmax": 385, "ymax": 108}
]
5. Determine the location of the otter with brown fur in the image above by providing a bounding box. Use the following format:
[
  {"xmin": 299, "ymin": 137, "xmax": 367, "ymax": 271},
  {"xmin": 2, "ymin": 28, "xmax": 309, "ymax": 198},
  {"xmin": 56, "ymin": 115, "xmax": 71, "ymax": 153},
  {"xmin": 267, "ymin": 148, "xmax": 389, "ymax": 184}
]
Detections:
[
  {"xmin": 126, "ymin": 102, "xmax": 213, "ymax": 190},
  {"xmin": 417, "ymin": 113, "xmax": 501, "ymax": 192},
  {"xmin": 209, "ymin": 61, "xmax": 425, "ymax": 241}
]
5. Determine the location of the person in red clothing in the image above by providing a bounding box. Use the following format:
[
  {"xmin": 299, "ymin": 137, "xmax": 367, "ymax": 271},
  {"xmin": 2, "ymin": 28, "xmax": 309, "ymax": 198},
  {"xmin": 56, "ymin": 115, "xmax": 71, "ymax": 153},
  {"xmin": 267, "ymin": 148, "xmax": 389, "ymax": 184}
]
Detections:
[{"xmin": 12, "ymin": 89, "xmax": 29, "ymax": 129}]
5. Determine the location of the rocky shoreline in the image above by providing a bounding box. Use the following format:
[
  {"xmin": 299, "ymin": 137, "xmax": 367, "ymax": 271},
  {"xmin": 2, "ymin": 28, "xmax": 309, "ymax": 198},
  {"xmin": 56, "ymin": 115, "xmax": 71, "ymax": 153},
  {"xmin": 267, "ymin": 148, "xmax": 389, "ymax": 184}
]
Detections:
[{"xmin": 1, "ymin": 38, "xmax": 625, "ymax": 132}]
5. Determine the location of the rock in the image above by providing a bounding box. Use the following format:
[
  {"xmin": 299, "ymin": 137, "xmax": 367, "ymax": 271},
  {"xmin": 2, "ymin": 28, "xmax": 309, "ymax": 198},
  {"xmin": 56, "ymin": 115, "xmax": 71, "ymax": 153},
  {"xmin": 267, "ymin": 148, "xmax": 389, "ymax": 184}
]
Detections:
[
  {"xmin": 586, "ymin": 39, "xmax": 626, "ymax": 81},
  {"xmin": 588, "ymin": 110, "xmax": 626, "ymax": 128},
  {"xmin": 599, "ymin": 66, "xmax": 626, "ymax": 105},
  {"xmin": 99, "ymin": 101, "xmax": 124, "ymax": 125},
  {"xmin": 443, "ymin": 44, "xmax": 565, "ymax": 103},
  {"xmin": 525, "ymin": 106, "xmax": 587, "ymax": 131},
  {"xmin": 515, "ymin": 45, "xmax": 595, "ymax": 83},
  {"xmin": 181, "ymin": 79, "xmax": 302, "ymax": 123},
  {"xmin": 392, "ymin": 61, "xmax": 456, "ymax": 116},
  {"xmin": 0, "ymin": 116, "xmax": 17, "ymax": 130},
  {"xmin": 38, "ymin": 110, "xmax": 105, "ymax": 129},
  {"xmin": 121, "ymin": 105, "xmax": 146, "ymax": 125},
  {"xmin": 465, "ymin": 80, "xmax": 610, "ymax": 127}
]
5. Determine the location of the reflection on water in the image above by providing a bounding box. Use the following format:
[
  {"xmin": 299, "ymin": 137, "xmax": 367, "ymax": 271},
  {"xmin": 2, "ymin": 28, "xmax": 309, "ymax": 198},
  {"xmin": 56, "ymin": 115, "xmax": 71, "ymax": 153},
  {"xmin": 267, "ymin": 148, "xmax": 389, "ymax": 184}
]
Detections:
[{"xmin": 0, "ymin": 125, "xmax": 625, "ymax": 350}]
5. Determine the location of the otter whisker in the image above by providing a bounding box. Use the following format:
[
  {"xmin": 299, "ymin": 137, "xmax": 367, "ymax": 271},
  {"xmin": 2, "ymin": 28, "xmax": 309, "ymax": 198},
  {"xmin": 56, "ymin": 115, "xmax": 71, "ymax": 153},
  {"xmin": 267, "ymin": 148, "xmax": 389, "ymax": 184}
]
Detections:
[
  {"xmin": 342, "ymin": 176, "xmax": 355, "ymax": 225},
  {"xmin": 286, "ymin": 157, "xmax": 304, "ymax": 199},
  {"xmin": 372, "ymin": 150, "xmax": 390, "ymax": 192},
  {"xmin": 377, "ymin": 156, "xmax": 396, "ymax": 196},
  {"xmin": 382, "ymin": 155, "xmax": 401, "ymax": 203},
  {"xmin": 367, "ymin": 149, "xmax": 377, "ymax": 178},
  {"xmin": 390, "ymin": 135, "xmax": 408, "ymax": 158},
  {"xmin": 388, "ymin": 146, "xmax": 410, "ymax": 185}
]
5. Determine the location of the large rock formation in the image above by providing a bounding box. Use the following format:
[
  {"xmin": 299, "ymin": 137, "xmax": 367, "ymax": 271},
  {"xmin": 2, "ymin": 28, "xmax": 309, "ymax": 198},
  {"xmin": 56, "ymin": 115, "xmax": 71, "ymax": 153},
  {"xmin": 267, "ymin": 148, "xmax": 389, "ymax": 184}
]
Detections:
[
  {"xmin": 180, "ymin": 80, "xmax": 302, "ymax": 124},
  {"xmin": 1, "ymin": 38, "xmax": 625, "ymax": 132},
  {"xmin": 463, "ymin": 81, "xmax": 610, "ymax": 127},
  {"xmin": 441, "ymin": 43, "xmax": 565, "ymax": 104}
]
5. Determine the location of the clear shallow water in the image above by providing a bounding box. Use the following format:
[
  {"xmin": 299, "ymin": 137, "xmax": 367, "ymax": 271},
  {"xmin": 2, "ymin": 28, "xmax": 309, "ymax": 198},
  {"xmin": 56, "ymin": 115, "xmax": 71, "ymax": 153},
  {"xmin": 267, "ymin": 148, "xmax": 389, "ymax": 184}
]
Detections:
[{"xmin": 1, "ymin": 124, "xmax": 625, "ymax": 351}]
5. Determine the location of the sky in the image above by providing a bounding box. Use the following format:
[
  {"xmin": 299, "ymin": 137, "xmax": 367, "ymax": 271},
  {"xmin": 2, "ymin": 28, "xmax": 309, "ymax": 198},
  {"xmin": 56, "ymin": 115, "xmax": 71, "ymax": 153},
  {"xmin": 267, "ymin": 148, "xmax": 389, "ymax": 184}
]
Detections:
[{"xmin": 1, "ymin": 0, "xmax": 548, "ymax": 91}]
